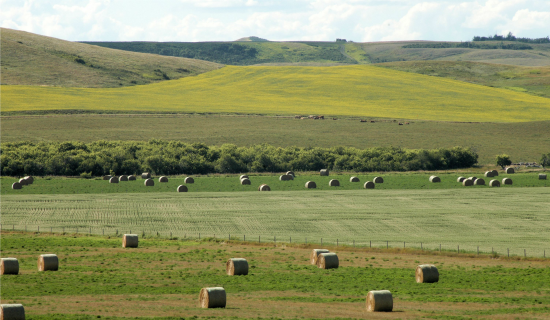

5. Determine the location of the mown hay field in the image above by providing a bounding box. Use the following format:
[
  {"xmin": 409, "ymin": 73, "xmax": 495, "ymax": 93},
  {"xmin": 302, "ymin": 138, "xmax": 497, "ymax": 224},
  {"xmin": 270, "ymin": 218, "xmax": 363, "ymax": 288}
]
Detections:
[
  {"xmin": 1, "ymin": 232, "xmax": 549, "ymax": 319},
  {"xmin": 2, "ymin": 187, "xmax": 549, "ymax": 256},
  {"xmin": 3, "ymin": 65, "xmax": 550, "ymax": 122}
]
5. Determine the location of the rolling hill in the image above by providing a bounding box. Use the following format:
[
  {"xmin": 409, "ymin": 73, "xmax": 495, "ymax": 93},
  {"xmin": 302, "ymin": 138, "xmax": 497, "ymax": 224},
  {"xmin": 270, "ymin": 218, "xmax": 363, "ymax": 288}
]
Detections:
[
  {"xmin": 0, "ymin": 28, "xmax": 222, "ymax": 88},
  {"xmin": 3, "ymin": 65, "xmax": 549, "ymax": 122}
]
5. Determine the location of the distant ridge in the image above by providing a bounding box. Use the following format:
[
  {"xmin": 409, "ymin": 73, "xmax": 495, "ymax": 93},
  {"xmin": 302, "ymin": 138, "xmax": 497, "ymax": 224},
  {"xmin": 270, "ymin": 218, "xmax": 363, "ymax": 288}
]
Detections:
[{"xmin": 235, "ymin": 36, "xmax": 269, "ymax": 42}]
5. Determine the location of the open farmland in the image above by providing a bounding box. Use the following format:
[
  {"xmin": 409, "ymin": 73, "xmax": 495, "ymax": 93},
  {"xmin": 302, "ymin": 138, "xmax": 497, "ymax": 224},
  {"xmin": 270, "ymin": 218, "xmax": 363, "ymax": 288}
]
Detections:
[
  {"xmin": 3, "ymin": 65, "xmax": 550, "ymax": 122},
  {"xmin": 1, "ymin": 232, "xmax": 549, "ymax": 319}
]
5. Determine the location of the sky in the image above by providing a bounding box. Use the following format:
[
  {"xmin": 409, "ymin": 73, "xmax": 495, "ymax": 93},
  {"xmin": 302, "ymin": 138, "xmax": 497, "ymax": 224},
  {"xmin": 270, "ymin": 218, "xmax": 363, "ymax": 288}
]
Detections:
[{"xmin": 1, "ymin": 0, "xmax": 549, "ymax": 43}]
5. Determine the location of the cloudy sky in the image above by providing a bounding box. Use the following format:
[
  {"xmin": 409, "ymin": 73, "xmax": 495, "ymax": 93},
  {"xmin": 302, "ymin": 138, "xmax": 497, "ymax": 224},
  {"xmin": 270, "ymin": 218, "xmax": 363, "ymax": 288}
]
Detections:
[{"xmin": 1, "ymin": 0, "xmax": 549, "ymax": 42}]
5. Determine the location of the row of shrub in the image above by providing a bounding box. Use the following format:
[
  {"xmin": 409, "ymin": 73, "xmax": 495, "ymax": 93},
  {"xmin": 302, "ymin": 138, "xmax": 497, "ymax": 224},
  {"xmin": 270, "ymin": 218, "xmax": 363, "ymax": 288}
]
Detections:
[
  {"xmin": 403, "ymin": 42, "xmax": 533, "ymax": 50},
  {"xmin": 0, "ymin": 140, "xmax": 478, "ymax": 176}
]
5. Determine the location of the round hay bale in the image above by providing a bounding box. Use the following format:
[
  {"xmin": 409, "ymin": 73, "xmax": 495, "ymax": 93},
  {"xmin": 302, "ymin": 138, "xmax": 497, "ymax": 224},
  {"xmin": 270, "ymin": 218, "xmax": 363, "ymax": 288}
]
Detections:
[
  {"xmin": 502, "ymin": 178, "xmax": 513, "ymax": 185},
  {"xmin": 109, "ymin": 177, "xmax": 119, "ymax": 184},
  {"xmin": 364, "ymin": 181, "xmax": 375, "ymax": 189},
  {"xmin": 141, "ymin": 172, "xmax": 151, "ymax": 179},
  {"xmin": 373, "ymin": 177, "xmax": 384, "ymax": 183},
  {"xmin": 350, "ymin": 176, "xmax": 360, "ymax": 182},
  {"xmin": 468, "ymin": 176, "xmax": 477, "ymax": 181},
  {"xmin": 177, "ymin": 185, "xmax": 188, "ymax": 192},
  {"xmin": 184, "ymin": 177, "xmax": 194, "ymax": 184},
  {"xmin": 310, "ymin": 249, "xmax": 329, "ymax": 265},
  {"xmin": 286, "ymin": 171, "xmax": 295, "ymax": 177},
  {"xmin": 416, "ymin": 264, "xmax": 439, "ymax": 283},
  {"xmin": 317, "ymin": 252, "xmax": 339, "ymax": 269},
  {"xmin": 226, "ymin": 258, "xmax": 248, "ymax": 276},
  {"xmin": 457, "ymin": 177, "xmax": 465, "ymax": 182},
  {"xmin": 484, "ymin": 171, "xmax": 494, "ymax": 178},
  {"xmin": 258, "ymin": 184, "xmax": 271, "ymax": 191},
  {"xmin": 328, "ymin": 179, "xmax": 340, "ymax": 187},
  {"xmin": 539, "ymin": 174, "xmax": 547, "ymax": 180},
  {"xmin": 38, "ymin": 254, "xmax": 58, "ymax": 271},
  {"xmin": 489, "ymin": 179, "xmax": 500, "ymax": 187},
  {"xmin": 429, "ymin": 175, "xmax": 440, "ymax": 183},
  {"xmin": 505, "ymin": 167, "xmax": 515, "ymax": 174},
  {"xmin": 18, "ymin": 178, "xmax": 28, "ymax": 186},
  {"xmin": 1, "ymin": 304, "xmax": 25, "ymax": 320},
  {"xmin": 24, "ymin": 176, "xmax": 34, "ymax": 184},
  {"xmin": 159, "ymin": 176, "xmax": 168, "ymax": 183},
  {"xmin": 462, "ymin": 179, "xmax": 473, "ymax": 186},
  {"xmin": 366, "ymin": 290, "xmax": 393, "ymax": 312},
  {"xmin": 144, "ymin": 178, "xmax": 154, "ymax": 186},
  {"xmin": 279, "ymin": 174, "xmax": 294, "ymax": 181},
  {"xmin": 102, "ymin": 175, "xmax": 112, "ymax": 180},
  {"xmin": 199, "ymin": 287, "xmax": 226, "ymax": 308},
  {"xmin": 474, "ymin": 178, "xmax": 485, "ymax": 185},
  {"xmin": 119, "ymin": 175, "xmax": 128, "ymax": 182},
  {"xmin": 128, "ymin": 175, "xmax": 136, "ymax": 181},
  {"xmin": 491, "ymin": 170, "xmax": 499, "ymax": 176},
  {"xmin": 320, "ymin": 169, "xmax": 329, "ymax": 176},
  {"xmin": 123, "ymin": 234, "xmax": 138, "ymax": 248},
  {"xmin": 239, "ymin": 175, "xmax": 249, "ymax": 180},
  {"xmin": 240, "ymin": 178, "xmax": 251, "ymax": 185},
  {"xmin": 305, "ymin": 181, "xmax": 317, "ymax": 189},
  {"xmin": 11, "ymin": 182, "xmax": 22, "ymax": 190},
  {"xmin": 1, "ymin": 258, "xmax": 19, "ymax": 275}
]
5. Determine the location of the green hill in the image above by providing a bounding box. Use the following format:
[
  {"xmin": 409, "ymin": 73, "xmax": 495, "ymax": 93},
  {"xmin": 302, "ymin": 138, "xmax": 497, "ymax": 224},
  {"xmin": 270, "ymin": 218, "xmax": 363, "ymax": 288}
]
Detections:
[{"xmin": 0, "ymin": 28, "xmax": 222, "ymax": 88}]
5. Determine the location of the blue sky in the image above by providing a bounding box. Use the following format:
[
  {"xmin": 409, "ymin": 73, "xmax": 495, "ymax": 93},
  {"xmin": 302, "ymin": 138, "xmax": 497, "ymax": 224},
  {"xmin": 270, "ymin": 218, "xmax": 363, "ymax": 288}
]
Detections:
[{"xmin": 1, "ymin": 0, "xmax": 549, "ymax": 42}]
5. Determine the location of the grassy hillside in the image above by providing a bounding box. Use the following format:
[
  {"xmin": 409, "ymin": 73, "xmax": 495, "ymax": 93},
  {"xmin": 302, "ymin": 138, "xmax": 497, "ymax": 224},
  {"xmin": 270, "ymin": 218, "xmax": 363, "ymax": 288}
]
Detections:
[
  {"xmin": 0, "ymin": 28, "xmax": 222, "ymax": 87},
  {"xmin": 2, "ymin": 65, "xmax": 549, "ymax": 122}
]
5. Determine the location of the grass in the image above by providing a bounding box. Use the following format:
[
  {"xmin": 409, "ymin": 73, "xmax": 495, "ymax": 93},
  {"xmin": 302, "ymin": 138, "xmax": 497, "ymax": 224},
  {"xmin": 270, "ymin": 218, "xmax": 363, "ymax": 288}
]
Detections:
[
  {"xmin": 0, "ymin": 28, "xmax": 222, "ymax": 88},
  {"xmin": 2, "ymin": 115, "xmax": 549, "ymax": 164},
  {"xmin": 2, "ymin": 186, "xmax": 549, "ymax": 255},
  {"xmin": 1, "ymin": 232, "xmax": 549, "ymax": 319},
  {"xmin": 2, "ymin": 65, "xmax": 550, "ymax": 122}
]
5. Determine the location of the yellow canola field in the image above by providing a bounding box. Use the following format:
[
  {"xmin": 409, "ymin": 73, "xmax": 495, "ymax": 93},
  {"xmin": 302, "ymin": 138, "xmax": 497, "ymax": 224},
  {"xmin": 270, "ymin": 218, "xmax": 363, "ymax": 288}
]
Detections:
[{"xmin": 2, "ymin": 65, "xmax": 549, "ymax": 122}]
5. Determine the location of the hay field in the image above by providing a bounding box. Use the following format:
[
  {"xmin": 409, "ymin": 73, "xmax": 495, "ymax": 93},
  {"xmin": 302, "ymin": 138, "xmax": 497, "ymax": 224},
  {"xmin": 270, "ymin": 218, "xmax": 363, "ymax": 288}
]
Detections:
[
  {"xmin": 1, "ymin": 232, "xmax": 549, "ymax": 319},
  {"xmin": 3, "ymin": 65, "xmax": 550, "ymax": 122},
  {"xmin": 2, "ymin": 188, "xmax": 549, "ymax": 256}
]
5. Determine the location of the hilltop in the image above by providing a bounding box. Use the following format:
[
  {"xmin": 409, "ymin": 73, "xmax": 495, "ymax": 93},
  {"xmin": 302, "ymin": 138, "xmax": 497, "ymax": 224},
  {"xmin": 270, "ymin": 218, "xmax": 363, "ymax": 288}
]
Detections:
[
  {"xmin": 235, "ymin": 36, "xmax": 269, "ymax": 42},
  {"xmin": 0, "ymin": 28, "xmax": 222, "ymax": 88}
]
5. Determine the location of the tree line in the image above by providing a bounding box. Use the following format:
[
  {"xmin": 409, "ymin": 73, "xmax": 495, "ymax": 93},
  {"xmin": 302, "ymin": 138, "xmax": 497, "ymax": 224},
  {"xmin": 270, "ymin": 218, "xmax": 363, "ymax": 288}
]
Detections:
[
  {"xmin": 473, "ymin": 32, "xmax": 549, "ymax": 44},
  {"xmin": 0, "ymin": 141, "xmax": 479, "ymax": 177},
  {"xmin": 403, "ymin": 41, "xmax": 532, "ymax": 50}
]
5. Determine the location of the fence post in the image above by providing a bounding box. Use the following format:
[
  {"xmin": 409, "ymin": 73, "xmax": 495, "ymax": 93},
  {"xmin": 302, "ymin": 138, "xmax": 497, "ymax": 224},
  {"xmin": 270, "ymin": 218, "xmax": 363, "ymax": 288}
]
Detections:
[
  {"xmin": 370, "ymin": 240, "xmax": 371, "ymax": 248},
  {"xmin": 63, "ymin": 227, "xmax": 65, "ymax": 233},
  {"xmin": 457, "ymin": 245, "xmax": 459, "ymax": 253},
  {"xmin": 321, "ymin": 238, "xmax": 323, "ymax": 246},
  {"xmin": 353, "ymin": 240, "xmax": 355, "ymax": 248},
  {"xmin": 386, "ymin": 241, "xmax": 388, "ymax": 249},
  {"xmin": 337, "ymin": 239, "xmax": 338, "ymax": 247},
  {"xmin": 199, "ymin": 233, "xmax": 200, "ymax": 240},
  {"xmin": 274, "ymin": 236, "xmax": 276, "ymax": 244},
  {"xmin": 421, "ymin": 242, "xmax": 423, "ymax": 251},
  {"xmin": 25, "ymin": 225, "xmax": 27, "ymax": 232},
  {"xmin": 13, "ymin": 225, "xmax": 15, "ymax": 231},
  {"xmin": 440, "ymin": 244, "xmax": 441, "ymax": 253},
  {"xmin": 229, "ymin": 233, "xmax": 230, "ymax": 241},
  {"xmin": 77, "ymin": 227, "xmax": 78, "ymax": 233},
  {"xmin": 477, "ymin": 246, "xmax": 479, "ymax": 255},
  {"xmin": 244, "ymin": 235, "xmax": 245, "ymax": 241},
  {"xmin": 38, "ymin": 226, "xmax": 40, "ymax": 232},
  {"xmin": 404, "ymin": 241, "xmax": 405, "ymax": 248},
  {"xmin": 259, "ymin": 235, "xmax": 260, "ymax": 243},
  {"xmin": 290, "ymin": 236, "xmax": 291, "ymax": 243},
  {"xmin": 306, "ymin": 237, "xmax": 307, "ymax": 244},
  {"xmin": 103, "ymin": 229, "xmax": 104, "ymax": 235},
  {"xmin": 50, "ymin": 227, "xmax": 52, "ymax": 233},
  {"xmin": 508, "ymin": 248, "xmax": 509, "ymax": 257},
  {"xmin": 90, "ymin": 227, "xmax": 91, "ymax": 234},
  {"xmin": 524, "ymin": 249, "xmax": 526, "ymax": 258}
]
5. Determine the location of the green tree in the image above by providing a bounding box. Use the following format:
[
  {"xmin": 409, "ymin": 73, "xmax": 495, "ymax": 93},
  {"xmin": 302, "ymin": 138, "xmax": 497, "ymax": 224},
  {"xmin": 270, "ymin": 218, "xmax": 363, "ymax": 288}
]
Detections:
[
  {"xmin": 540, "ymin": 153, "xmax": 550, "ymax": 168},
  {"xmin": 495, "ymin": 154, "xmax": 512, "ymax": 169}
]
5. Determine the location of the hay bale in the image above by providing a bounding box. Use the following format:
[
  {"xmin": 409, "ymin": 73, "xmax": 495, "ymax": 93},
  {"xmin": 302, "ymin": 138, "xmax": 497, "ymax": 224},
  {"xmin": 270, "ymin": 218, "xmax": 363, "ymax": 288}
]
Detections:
[
  {"xmin": 484, "ymin": 171, "xmax": 494, "ymax": 178},
  {"xmin": 128, "ymin": 175, "xmax": 136, "ymax": 181},
  {"xmin": 199, "ymin": 287, "xmax": 226, "ymax": 308},
  {"xmin": 350, "ymin": 176, "xmax": 360, "ymax": 182},
  {"xmin": 177, "ymin": 185, "xmax": 188, "ymax": 192},
  {"xmin": 23, "ymin": 176, "xmax": 34, "ymax": 184},
  {"xmin": 279, "ymin": 174, "xmax": 294, "ymax": 181},
  {"xmin": 364, "ymin": 181, "xmax": 375, "ymax": 189},
  {"xmin": 1, "ymin": 258, "xmax": 19, "ymax": 275},
  {"xmin": 474, "ymin": 178, "xmax": 485, "ymax": 185},
  {"xmin": 184, "ymin": 177, "xmax": 194, "ymax": 184},
  {"xmin": 11, "ymin": 182, "xmax": 22, "ymax": 190},
  {"xmin": 144, "ymin": 178, "xmax": 154, "ymax": 186},
  {"xmin": 258, "ymin": 184, "xmax": 271, "ymax": 191},
  {"xmin": 240, "ymin": 178, "xmax": 251, "ymax": 185},
  {"xmin": 429, "ymin": 175, "xmax": 440, "ymax": 183},
  {"xmin": 38, "ymin": 254, "xmax": 58, "ymax": 271},
  {"xmin": 366, "ymin": 290, "xmax": 393, "ymax": 312},
  {"xmin": 18, "ymin": 178, "xmax": 28, "ymax": 186},
  {"xmin": 102, "ymin": 175, "xmax": 112, "ymax": 180},
  {"xmin": 468, "ymin": 176, "xmax": 477, "ymax": 181},
  {"xmin": 239, "ymin": 175, "xmax": 249, "ymax": 180},
  {"xmin": 373, "ymin": 177, "xmax": 384, "ymax": 183},
  {"xmin": 109, "ymin": 177, "xmax": 119, "ymax": 184},
  {"xmin": 310, "ymin": 249, "xmax": 329, "ymax": 265},
  {"xmin": 159, "ymin": 176, "xmax": 168, "ymax": 183},
  {"xmin": 489, "ymin": 179, "xmax": 500, "ymax": 187},
  {"xmin": 320, "ymin": 169, "xmax": 329, "ymax": 176},
  {"xmin": 286, "ymin": 171, "xmax": 295, "ymax": 177},
  {"xmin": 226, "ymin": 258, "xmax": 248, "ymax": 276},
  {"xmin": 505, "ymin": 167, "xmax": 515, "ymax": 174},
  {"xmin": 415, "ymin": 264, "xmax": 439, "ymax": 283},
  {"xmin": 1, "ymin": 304, "xmax": 25, "ymax": 320},
  {"xmin": 491, "ymin": 170, "xmax": 499, "ymax": 176},
  {"xmin": 462, "ymin": 179, "xmax": 473, "ymax": 186},
  {"xmin": 119, "ymin": 175, "xmax": 128, "ymax": 182},
  {"xmin": 317, "ymin": 253, "xmax": 339, "ymax": 269},
  {"xmin": 141, "ymin": 172, "xmax": 151, "ymax": 179},
  {"xmin": 123, "ymin": 234, "xmax": 138, "ymax": 248},
  {"xmin": 304, "ymin": 181, "xmax": 316, "ymax": 189},
  {"xmin": 539, "ymin": 174, "xmax": 547, "ymax": 180},
  {"xmin": 329, "ymin": 179, "xmax": 340, "ymax": 187},
  {"xmin": 457, "ymin": 177, "xmax": 465, "ymax": 182},
  {"xmin": 502, "ymin": 178, "xmax": 513, "ymax": 185}
]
